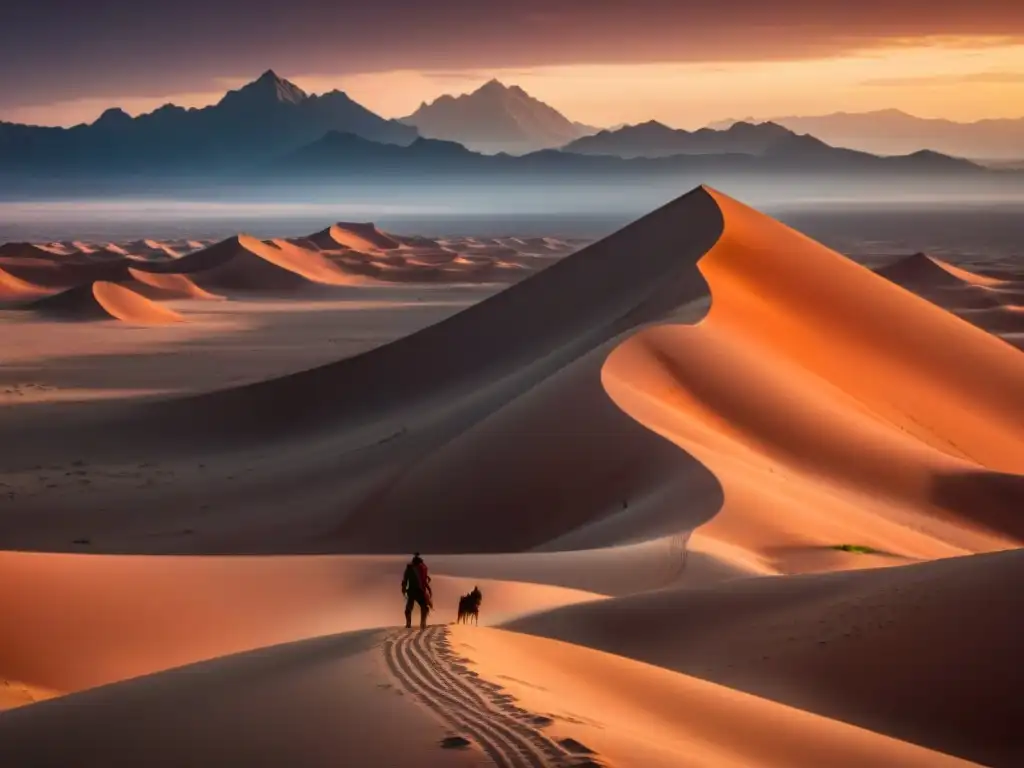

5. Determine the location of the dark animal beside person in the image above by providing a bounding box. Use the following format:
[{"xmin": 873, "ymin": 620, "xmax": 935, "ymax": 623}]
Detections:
[{"xmin": 456, "ymin": 586, "xmax": 483, "ymax": 625}]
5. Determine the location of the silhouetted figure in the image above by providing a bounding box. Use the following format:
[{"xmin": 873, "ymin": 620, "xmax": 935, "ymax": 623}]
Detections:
[
  {"xmin": 457, "ymin": 586, "xmax": 483, "ymax": 625},
  {"xmin": 401, "ymin": 552, "xmax": 432, "ymax": 629}
]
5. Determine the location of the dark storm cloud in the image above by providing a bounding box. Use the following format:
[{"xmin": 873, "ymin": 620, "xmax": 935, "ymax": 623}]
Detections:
[{"xmin": 2, "ymin": 0, "xmax": 1024, "ymax": 108}]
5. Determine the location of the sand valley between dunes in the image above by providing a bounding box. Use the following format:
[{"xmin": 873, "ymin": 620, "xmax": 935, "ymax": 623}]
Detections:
[{"xmin": 0, "ymin": 193, "xmax": 1021, "ymax": 767}]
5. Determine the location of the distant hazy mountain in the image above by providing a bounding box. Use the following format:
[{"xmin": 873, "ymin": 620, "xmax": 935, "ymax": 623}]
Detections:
[
  {"xmin": 0, "ymin": 70, "xmax": 418, "ymax": 174},
  {"xmin": 711, "ymin": 110, "xmax": 1024, "ymax": 160},
  {"xmin": 562, "ymin": 120, "xmax": 796, "ymax": 158},
  {"xmin": 401, "ymin": 80, "xmax": 595, "ymax": 154},
  {"xmin": 270, "ymin": 129, "xmax": 982, "ymax": 179}
]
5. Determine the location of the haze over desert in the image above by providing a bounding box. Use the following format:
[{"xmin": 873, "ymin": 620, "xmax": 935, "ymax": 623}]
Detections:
[{"xmin": 3, "ymin": 4, "xmax": 1024, "ymax": 763}]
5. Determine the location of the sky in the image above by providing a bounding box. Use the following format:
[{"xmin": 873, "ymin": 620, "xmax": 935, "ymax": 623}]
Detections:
[{"xmin": 3, "ymin": 1, "xmax": 1024, "ymax": 128}]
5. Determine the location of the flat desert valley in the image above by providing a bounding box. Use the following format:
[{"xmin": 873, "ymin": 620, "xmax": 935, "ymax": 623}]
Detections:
[{"xmin": 1, "ymin": 186, "xmax": 1022, "ymax": 767}]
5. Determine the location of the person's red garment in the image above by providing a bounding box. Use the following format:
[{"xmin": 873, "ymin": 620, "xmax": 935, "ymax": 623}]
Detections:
[{"xmin": 414, "ymin": 562, "xmax": 433, "ymax": 606}]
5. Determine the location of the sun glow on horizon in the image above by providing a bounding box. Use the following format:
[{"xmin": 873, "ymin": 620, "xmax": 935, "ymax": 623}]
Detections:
[{"xmin": 6, "ymin": 38, "xmax": 1024, "ymax": 129}]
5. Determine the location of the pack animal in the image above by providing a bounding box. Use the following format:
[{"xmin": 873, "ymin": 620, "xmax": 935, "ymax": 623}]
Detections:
[{"xmin": 456, "ymin": 586, "xmax": 483, "ymax": 625}]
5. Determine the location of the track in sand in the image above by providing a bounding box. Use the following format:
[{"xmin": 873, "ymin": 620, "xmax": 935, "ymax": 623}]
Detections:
[{"xmin": 385, "ymin": 625, "xmax": 602, "ymax": 768}]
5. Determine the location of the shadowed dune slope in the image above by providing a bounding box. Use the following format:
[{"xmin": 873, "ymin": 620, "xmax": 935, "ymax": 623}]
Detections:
[
  {"xmin": 508, "ymin": 549, "xmax": 1024, "ymax": 766},
  {"xmin": 0, "ymin": 630, "xmax": 487, "ymax": 768},
  {"xmin": 0, "ymin": 242, "xmax": 64, "ymax": 260},
  {"xmin": 26, "ymin": 281, "xmax": 183, "ymax": 324},
  {"xmin": 137, "ymin": 188, "xmax": 725, "ymax": 443}
]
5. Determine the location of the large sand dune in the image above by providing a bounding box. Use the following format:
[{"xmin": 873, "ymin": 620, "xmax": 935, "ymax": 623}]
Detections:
[{"xmin": 1, "ymin": 186, "xmax": 1021, "ymax": 766}]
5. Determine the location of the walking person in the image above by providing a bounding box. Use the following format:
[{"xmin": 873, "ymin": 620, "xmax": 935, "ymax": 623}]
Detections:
[{"xmin": 401, "ymin": 552, "xmax": 433, "ymax": 629}]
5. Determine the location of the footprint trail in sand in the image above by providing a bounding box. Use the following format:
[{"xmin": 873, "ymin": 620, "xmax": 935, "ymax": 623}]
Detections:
[{"xmin": 384, "ymin": 626, "xmax": 602, "ymax": 768}]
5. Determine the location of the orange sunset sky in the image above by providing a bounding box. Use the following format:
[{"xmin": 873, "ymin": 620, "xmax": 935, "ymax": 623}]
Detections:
[{"xmin": 3, "ymin": 2, "xmax": 1024, "ymax": 128}]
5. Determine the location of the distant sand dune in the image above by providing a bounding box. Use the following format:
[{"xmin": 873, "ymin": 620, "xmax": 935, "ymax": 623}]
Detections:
[
  {"xmin": 309, "ymin": 222, "xmax": 401, "ymax": 252},
  {"xmin": 0, "ymin": 266, "xmax": 49, "ymax": 302},
  {"xmin": 138, "ymin": 234, "xmax": 364, "ymax": 292},
  {"xmin": 0, "ymin": 242, "xmax": 65, "ymax": 260},
  {"xmin": 0, "ymin": 252, "xmax": 132, "ymax": 288},
  {"xmin": 123, "ymin": 239, "xmax": 181, "ymax": 259},
  {"xmin": 28, "ymin": 281, "xmax": 183, "ymax": 325},
  {"xmin": 877, "ymin": 253, "xmax": 1024, "ymax": 345},
  {"xmin": 127, "ymin": 268, "xmax": 225, "ymax": 301}
]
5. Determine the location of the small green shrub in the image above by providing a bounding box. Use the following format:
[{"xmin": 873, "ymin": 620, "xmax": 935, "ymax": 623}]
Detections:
[{"xmin": 832, "ymin": 543, "xmax": 881, "ymax": 555}]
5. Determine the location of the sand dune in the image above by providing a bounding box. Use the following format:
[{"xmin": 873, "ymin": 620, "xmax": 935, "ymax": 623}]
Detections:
[
  {"xmin": 509, "ymin": 549, "xmax": 1023, "ymax": 766},
  {"xmin": 27, "ymin": 281, "xmax": 183, "ymax": 324},
  {"xmin": 931, "ymin": 257, "xmax": 1016, "ymax": 288},
  {"xmin": 306, "ymin": 224, "xmax": 522, "ymax": 283},
  {"xmin": 138, "ymin": 234, "xmax": 363, "ymax": 291},
  {"xmin": 459, "ymin": 627, "xmax": 969, "ymax": 768},
  {"xmin": 0, "ymin": 242, "xmax": 65, "ymax": 260},
  {"xmin": 127, "ymin": 189, "xmax": 1022, "ymax": 566},
  {"xmin": 1, "ymin": 186, "xmax": 1021, "ymax": 766},
  {"xmin": 0, "ymin": 624, "xmax": 969, "ymax": 768},
  {"xmin": 0, "ymin": 551, "xmax": 598, "ymax": 696},
  {"xmin": 127, "ymin": 267, "xmax": 225, "ymax": 300},
  {"xmin": 309, "ymin": 222, "xmax": 402, "ymax": 252},
  {"xmin": 600, "ymin": 192, "xmax": 1024, "ymax": 574},
  {"xmin": 124, "ymin": 239, "xmax": 181, "ymax": 259},
  {"xmin": 0, "ymin": 252, "xmax": 132, "ymax": 288},
  {"xmin": 0, "ymin": 266, "xmax": 49, "ymax": 302},
  {"xmin": 0, "ymin": 629, "xmax": 486, "ymax": 768},
  {"xmin": 4, "ymin": 188, "xmax": 1021, "ymax": 566},
  {"xmin": 0, "ymin": 227, "xmax": 572, "ymax": 297},
  {"xmin": 876, "ymin": 253, "xmax": 1024, "ymax": 346}
]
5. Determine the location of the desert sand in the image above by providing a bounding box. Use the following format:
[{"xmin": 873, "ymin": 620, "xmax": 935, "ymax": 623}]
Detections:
[{"xmin": 0, "ymin": 187, "xmax": 1021, "ymax": 767}]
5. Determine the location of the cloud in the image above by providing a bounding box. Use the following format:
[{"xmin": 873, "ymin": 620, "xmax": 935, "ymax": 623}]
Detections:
[
  {"xmin": 4, "ymin": 1, "xmax": 1024, "ymax": 109},
  {"xmin": 863, "ymin": 70, "xmax": 1024, "ymax": 86}
]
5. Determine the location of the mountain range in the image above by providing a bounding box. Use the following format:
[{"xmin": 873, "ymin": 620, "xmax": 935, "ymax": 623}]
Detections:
[
  {"xmin": 562, "ymin": 120, "xmax": 798, "ymax": 158},
  {"xmin": 271, "ymin": 128, "xmax": 981, "ymax": 179},
  {"xmin": 401, "ymin": 79, "xmax": 595, "ymax": 154},
  {"xmin": 0, "ymin": 70, "xmax": 416, "ymax": 174},
  {"xmin": 710, "ymin": 110, "xmax": 1024, "ymax": 161},
  {"xmin": 0, "ymin": 71, "xmax": 1008, "ymax": 194}
]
